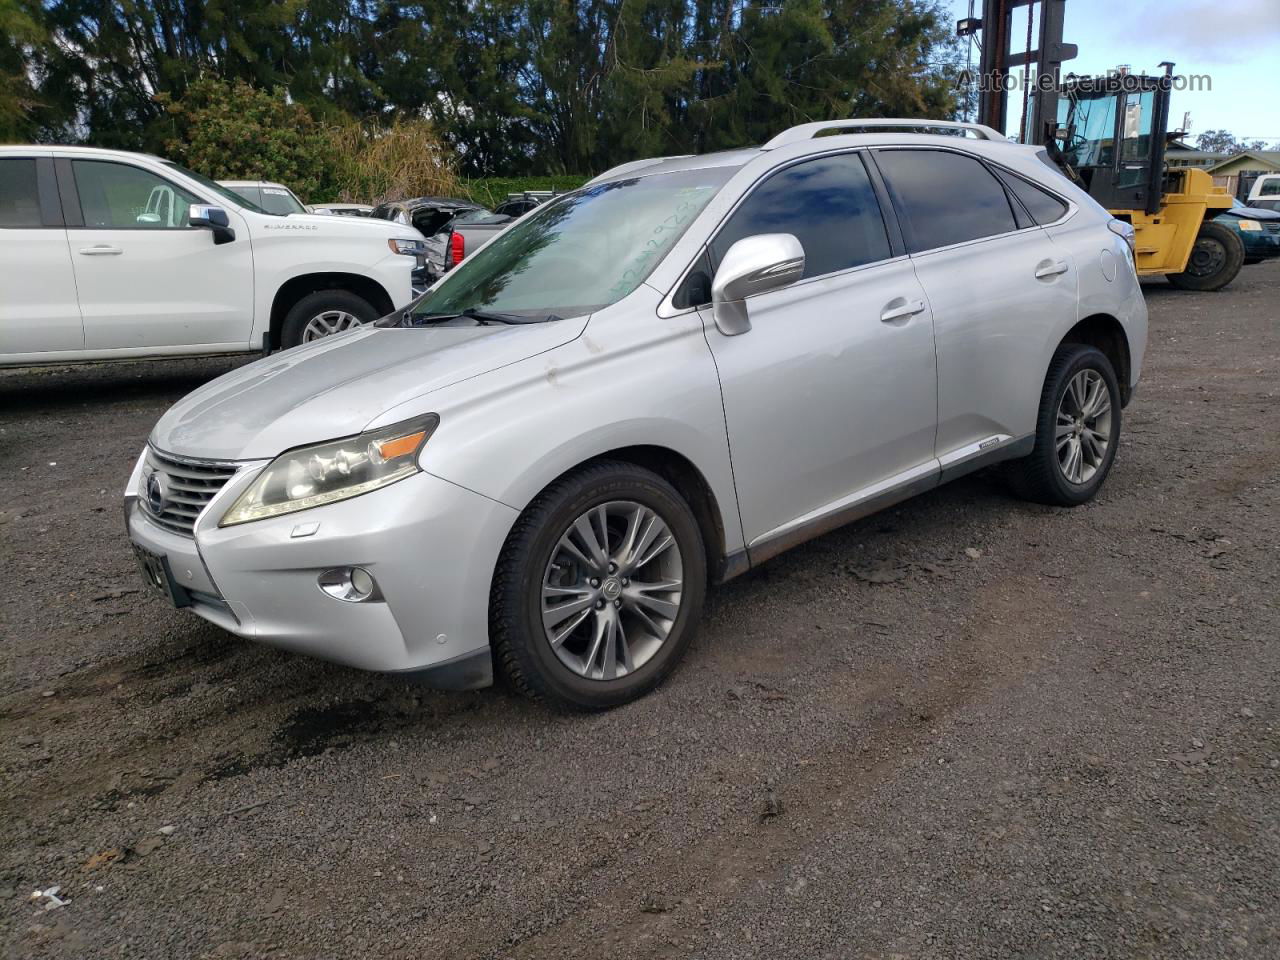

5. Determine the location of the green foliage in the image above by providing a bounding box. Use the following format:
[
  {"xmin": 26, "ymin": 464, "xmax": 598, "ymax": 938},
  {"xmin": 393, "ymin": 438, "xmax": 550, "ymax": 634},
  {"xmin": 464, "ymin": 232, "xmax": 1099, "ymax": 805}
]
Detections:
[
  {"xmin": 7, "ymin": 0, "xmax": 962, "ymax": 180},
  {"xmin": 460, "ymin": 176, "xmax": 592, "ymax": 209},
  {"xmin": 156, "ymin": 78, "xmax": 337, "ymax": 199}
]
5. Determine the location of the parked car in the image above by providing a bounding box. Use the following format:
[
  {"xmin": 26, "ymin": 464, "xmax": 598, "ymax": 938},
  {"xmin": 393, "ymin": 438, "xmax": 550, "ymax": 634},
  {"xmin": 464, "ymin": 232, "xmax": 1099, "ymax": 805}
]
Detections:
[
  {"xmin": 126, "ymin": 119, "xmax": 1147, "ymax": 710},
  {"xmin": 309, "ymin": 203, "xmax": 374, "ymax": 217},
  {"xmin": 1, "ymin": 146, "xmax": 424, "ymax": 365},
  {"xmin": 218, "ymin": 180, "xmax": 308, "ymax": 216},
  {"xmin": 432, "ymin": 209, "xmax": 513, "ymax": 278},
  {"xmin": 1215, "ymin": 198, "xmax": 1280, "ymax": 264},
  {"xmin": 492, "ymin": 191, "xmax": 558, "ymax": 217},
  {"xmin": 370, "ymin": 197, "xmax": 482, "ymax": 237},
  {"xmin": 1245, "ymin": 173, "xmax": 1280, "ymax": 212}
]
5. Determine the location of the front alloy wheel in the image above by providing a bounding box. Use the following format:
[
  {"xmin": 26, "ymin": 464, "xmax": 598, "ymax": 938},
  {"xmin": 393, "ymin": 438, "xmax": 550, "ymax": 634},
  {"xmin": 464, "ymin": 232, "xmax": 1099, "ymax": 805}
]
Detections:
[
  {"xmin": 491, "ymin": 461, "xmax": 706, "ymax": 710},
  {"xmin": 302, "ymin": 309, "xmax": 363, "ymax": 342},
  {"xmin": 542, "ymin": 501, "xmax": 684, "ymax": 681}
]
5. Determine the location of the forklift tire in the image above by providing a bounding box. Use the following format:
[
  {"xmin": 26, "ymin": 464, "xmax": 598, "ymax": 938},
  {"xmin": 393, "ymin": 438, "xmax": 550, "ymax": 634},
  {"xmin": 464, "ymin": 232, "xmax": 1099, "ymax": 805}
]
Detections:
[{"xmin": 1166, "ymin": 221, "xmax": 1245, "ymax": 292}]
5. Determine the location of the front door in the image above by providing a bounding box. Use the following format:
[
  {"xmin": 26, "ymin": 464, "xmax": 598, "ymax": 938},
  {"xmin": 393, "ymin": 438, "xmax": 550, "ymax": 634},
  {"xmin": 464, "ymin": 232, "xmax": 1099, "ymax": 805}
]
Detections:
[
  {"xmin": 58, "ymin": 157, "xmax": 255, "ymax": 350},
  {"xmin": 698, "ymin": 151, "xmax": 939, "ymax": 550}
]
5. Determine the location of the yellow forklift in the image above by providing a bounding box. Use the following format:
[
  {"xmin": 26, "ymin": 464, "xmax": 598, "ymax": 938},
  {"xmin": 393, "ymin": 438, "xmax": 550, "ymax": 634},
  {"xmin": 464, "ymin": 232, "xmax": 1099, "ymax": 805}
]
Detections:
[{"xmin": 960, "ymin": 0, "xmax": 1242, "ymax": 290}]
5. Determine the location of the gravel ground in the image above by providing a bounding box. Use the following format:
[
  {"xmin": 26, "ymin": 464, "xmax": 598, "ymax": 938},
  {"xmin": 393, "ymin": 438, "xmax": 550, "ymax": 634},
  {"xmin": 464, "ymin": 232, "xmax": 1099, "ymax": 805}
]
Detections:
[{"xmin": 2, "ymin": 264, "xmax": 1278, "ymax": 959}]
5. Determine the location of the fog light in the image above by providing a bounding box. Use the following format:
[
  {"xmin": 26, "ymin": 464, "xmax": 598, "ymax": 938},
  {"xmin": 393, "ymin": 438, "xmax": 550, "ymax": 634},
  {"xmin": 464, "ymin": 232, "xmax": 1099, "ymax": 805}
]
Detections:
[{"xmin": 318, "ymin": 566, "xmax": 382, "ymax": 603}]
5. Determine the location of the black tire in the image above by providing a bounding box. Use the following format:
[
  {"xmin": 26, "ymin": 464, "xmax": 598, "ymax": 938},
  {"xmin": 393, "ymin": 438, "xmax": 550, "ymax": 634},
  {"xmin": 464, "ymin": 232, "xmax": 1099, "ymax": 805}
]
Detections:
[
  {"xmin": 279, "ymin": 289, "xmax": 380, "ymax": 348},
  {"xmin": 1008, "ymin": 344, "xmax": 1122, "ymax": 507},
  {"xmin": 1166, "ymin": 220, "xmax": 1245, "ymax": 292},
  {"xmin": 490, "ymin": 460, "xmax": 707, "ymax": 711}
]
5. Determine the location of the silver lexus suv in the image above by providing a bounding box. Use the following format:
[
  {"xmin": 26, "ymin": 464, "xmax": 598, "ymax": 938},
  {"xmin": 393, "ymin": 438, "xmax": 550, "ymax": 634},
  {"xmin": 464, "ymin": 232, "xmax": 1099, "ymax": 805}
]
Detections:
[{"xmin": 126, "ymin": 119, "xmax": 1148, "ymax": 710}]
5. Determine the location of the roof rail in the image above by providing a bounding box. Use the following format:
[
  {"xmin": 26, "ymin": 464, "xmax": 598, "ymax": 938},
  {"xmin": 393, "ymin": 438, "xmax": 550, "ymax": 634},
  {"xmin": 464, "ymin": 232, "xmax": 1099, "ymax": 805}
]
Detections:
[
  {"xmin": 584, "ymin": 155, "xmax": 693, "ymax": 186},
  {"xmin": 763, "ymin": 119, "xmax": 1007, "ymax": 150}
]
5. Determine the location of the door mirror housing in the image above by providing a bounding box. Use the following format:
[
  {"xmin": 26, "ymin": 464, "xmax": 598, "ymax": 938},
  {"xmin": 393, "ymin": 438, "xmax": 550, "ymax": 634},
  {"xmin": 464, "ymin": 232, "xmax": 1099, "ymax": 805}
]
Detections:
[
  {"xmin": 710, "ymin": 233, "xmax": 805, "ymax": 335},
  {"xmin": 189, "ymin": 204, "xmax": 236, "ymax": 245}
]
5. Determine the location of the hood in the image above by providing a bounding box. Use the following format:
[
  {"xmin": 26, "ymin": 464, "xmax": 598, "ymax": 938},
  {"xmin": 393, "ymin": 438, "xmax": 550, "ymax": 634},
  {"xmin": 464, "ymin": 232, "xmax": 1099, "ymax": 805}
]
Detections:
[
  {"xmin": 1224, "ymin": 204, "xmax": 1280, "ymax": 221},
  {"xmin": 151, "ymin": 319, "xmax": 587, "ymax": 461}
]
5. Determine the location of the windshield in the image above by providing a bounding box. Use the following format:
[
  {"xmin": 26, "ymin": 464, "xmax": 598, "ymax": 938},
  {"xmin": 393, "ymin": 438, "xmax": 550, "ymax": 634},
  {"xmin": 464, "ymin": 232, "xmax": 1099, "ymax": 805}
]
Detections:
[
  {"xmin": 160, "ymin": 162, "xmax": 270, "ymax": 214},
  {"xmin": 412, "ymin": 168, "xmax": 733, "ymax": 320},
  {"xmin": 258, "ymin": 185, "xmax": 307, "ymax": 215}
]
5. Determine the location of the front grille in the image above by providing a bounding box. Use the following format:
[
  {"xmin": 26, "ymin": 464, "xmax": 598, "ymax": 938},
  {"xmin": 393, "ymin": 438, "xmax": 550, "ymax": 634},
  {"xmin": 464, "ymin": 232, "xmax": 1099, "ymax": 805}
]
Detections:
[
  {"xmin": 141, "ymin": 448, "xmax": 239, "ymax": 537},
  {"xmin": 1263, "ymin": 221, "xmax": 1280, "ymax": 235}
]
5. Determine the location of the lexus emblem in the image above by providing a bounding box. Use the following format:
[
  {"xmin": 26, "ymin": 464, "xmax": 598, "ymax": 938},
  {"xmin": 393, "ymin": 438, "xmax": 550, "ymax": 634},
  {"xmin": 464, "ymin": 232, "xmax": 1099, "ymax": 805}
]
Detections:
[{"xmin": 145, "ymin": 472, "xmax": 167, "ymax": 514}]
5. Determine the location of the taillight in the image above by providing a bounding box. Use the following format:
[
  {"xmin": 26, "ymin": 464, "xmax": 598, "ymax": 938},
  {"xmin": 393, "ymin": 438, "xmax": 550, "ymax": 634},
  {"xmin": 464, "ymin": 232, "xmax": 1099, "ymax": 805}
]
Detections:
[{"xmin": 449, "ymin": 232, "xmax": 465, "ymax": 267}]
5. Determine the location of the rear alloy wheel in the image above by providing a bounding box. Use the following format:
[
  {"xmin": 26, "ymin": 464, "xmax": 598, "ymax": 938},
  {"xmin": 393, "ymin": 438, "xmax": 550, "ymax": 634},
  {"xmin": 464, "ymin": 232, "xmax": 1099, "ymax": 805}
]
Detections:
[
  {"xmin": 491, "ymin": 461, "xmax": 706, "ymax": 710},
  {"xmin": 1008, "ymin": 344, "xmax": 1122, "ymax": 506},
  {"xmin": 1167, "ymin": 220, "xmax": 1244, "ymax": 292},
  {"xmin": 280, "ymin": 289, "xmax": 380, "ymax": 348}
]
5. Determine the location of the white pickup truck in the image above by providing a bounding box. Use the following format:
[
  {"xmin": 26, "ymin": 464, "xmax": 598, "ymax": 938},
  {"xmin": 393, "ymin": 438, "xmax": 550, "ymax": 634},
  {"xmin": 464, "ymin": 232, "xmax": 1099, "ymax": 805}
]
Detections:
[{"xmin": 0, "ymin": 146, "xmax": 425, "ymax": 367}]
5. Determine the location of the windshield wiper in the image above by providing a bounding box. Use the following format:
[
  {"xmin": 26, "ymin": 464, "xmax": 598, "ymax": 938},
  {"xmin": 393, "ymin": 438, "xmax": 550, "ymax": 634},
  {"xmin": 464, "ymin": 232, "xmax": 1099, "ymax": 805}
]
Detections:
[{"xmin": 461, "ymin": 308, "xmax": 562, "ymax": 325}]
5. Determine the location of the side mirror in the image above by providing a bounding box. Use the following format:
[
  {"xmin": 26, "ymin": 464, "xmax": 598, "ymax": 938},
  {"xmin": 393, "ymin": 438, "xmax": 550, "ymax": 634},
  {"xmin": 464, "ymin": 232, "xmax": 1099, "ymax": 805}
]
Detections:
[
  {"xmin": 189, "ymin": 204, "xmax": 235, "ymax": 245},
  {"xmin": 710, "ymin": 233, "xmax": 805, "ymax": 335},
  {"xmin": 135, "ymin": 212, "xmax": 162, "ymax": 225}
]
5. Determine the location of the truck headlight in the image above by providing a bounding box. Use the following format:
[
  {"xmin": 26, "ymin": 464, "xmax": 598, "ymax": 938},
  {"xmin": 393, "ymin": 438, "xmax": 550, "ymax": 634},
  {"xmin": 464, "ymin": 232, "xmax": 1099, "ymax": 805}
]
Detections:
[
  {"xmin": 388, "ymin": 238, "xmax": 428, "ymax": 256},
  {"xmin": 219, "ymin": 415, "xmax": 439, "ymax": 526}
]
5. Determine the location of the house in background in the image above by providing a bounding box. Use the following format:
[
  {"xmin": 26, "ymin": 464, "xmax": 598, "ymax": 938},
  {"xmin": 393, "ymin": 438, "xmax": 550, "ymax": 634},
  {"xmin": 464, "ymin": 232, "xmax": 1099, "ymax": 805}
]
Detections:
[
  {"xmin": 1164, "ymin": 140, "xmax": 1221, "ymax": 172},
  {"xmin": 1206, "ymin": 151, "xmax": 1280, "ymax": 200}
]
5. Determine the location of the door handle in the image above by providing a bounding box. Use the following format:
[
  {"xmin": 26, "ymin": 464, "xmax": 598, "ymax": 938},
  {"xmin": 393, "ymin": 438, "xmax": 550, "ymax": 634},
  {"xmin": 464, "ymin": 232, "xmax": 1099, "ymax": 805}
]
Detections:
[
  {"xmin": 1035, "ymin": 259, "xmax": 1069, "ymax": 279},
  {"xmin": 880, "ymin": 298, "xmax": 926, "ymax": 323},
  {"xmin": 79, "ymin": 245, "xmax": 123, "ymax": 256}
]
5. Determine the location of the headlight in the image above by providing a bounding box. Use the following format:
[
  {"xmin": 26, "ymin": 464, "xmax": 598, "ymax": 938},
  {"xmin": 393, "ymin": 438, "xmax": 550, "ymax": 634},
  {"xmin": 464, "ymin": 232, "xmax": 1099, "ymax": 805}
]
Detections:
[
  {"xmin": 388, "ymin": 238, "xmax": 427, "ymax": 256},
  {"xmin": 219, "ymin": 415, "xmax": 439, "ymax": 526},
  {"xmin": 1237, "ymin": 219, "xmax": 1263, "ymax": 232}
]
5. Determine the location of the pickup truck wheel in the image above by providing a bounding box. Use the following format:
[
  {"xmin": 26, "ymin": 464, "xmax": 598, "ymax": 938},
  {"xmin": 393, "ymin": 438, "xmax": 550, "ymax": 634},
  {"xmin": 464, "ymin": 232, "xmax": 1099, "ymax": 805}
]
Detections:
[
  {"xmin": 1007, "ymin": 344, "xmax": 1121, "ymax": 507},
  {"xmin": 490, "ymin": 461, "xmax": 706, "ymax": 711},
  {"xmin": 1166, "ymin": 221, "xmax": 1244, "ymax": 292},
  {"xmin": 280, "ymin": 290, "xmax": 379, "ymax": 348}
]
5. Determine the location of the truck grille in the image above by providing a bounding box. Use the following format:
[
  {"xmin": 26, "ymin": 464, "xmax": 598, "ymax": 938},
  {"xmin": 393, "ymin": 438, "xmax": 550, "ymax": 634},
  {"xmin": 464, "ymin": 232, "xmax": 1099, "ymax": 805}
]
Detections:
[{"xmin": 141, "ymin": 448, "xmax": 239, "ymax": 537}]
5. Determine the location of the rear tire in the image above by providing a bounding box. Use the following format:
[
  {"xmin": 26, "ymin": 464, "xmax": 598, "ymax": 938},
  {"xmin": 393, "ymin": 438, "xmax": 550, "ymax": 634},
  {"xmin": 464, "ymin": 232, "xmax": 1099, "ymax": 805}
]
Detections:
[
  {"xmin": 1008, "ymin": 344, "xmax": 1121, "ymax": 507},
  {"xmin": 490, "ymin": 461, "xmax": 706, "ymax": 711},
  {"xmin": 280, "ymin": 289, "xmax": 380, "ymax": 348},
  {"xmin": 1166, "ymin": 220, "xmax": 1244, "ymax": 291}
]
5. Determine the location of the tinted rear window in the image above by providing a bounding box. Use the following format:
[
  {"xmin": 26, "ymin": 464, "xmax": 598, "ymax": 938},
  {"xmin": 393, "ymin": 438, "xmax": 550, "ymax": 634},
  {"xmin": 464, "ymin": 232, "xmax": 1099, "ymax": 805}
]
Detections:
[
  {"xmin": 0, "ymin": 158, "xmax": 42, "ymax": 227},
  {"xmin": 995, "ymin": 168, "xmax": 1069, "ymax": 224},
  {"xmin": 875, "ymin": 149, "xmax": 1018, "ymax": 253}
]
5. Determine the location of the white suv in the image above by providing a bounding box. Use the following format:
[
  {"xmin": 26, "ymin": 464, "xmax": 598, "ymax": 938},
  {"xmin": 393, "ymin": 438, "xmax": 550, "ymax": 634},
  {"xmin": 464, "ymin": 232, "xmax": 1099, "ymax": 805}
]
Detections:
[{"xmin": 0, "ymin": 146, "xmax": 424, "ymax": 366}]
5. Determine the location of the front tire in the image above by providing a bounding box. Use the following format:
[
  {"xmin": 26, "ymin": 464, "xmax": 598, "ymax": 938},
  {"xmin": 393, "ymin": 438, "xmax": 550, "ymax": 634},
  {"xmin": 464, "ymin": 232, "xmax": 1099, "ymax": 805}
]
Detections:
[
  {"xmin": 490, "ymin": 461, "xmax": 707, "ymax": 710},
  {"xmin": 280, "ymin": 289, "xmax": 380, "ymax": 348},
  {"xmin": 1008, "ymin": 344, "xmax": 1121, "ymax": 506},
  {"xmin": 1167, "ymin": 220, "xmax": 1244, "ymax": 292}
]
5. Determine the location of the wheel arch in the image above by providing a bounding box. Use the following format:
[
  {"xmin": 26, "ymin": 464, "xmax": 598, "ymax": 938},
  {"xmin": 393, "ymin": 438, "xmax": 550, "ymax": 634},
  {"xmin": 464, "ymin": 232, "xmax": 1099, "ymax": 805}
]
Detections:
[
  {"xmin": 496, "ymin": 444, "xmax": 737, "ymax": 587},
  {"xmin": 1057, "ymin": 313, "xmax": 1132, "ymax": 405},
  {"xmin": 269, "ymin": 273, "xmax": 394, "ymax": 348}
]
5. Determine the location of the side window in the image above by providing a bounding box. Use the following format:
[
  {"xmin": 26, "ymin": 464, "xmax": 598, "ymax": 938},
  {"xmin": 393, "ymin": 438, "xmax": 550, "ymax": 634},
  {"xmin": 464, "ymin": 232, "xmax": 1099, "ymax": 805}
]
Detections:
[
  {"xmin": 994, "ymin": 168, "xmax": 1070, "ymax": 225},
  {"xmin": 709, "ymin": 152, "xmax": 890, "ymax": 280},
  {"xmin": 0, "ymin": 158, "xmax": 44, "ymax": 227},
  {"xmin": 673, "ymin": 250, "xmax": 713, "ymax": 308},
  {"xmin": 875, "ymin": 149, "xmax": 1018, "ymax": 253},
  {"xmin": 72, "ymin": 160, "xmax": 201, "ymax": 229}
]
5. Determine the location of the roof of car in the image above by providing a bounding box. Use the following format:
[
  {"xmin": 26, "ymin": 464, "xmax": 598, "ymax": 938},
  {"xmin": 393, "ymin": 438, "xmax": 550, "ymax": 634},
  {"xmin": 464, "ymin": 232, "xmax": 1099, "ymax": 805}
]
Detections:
[
  {"xmin": 219, "ymin": 180, "xmax": 291, "ymax": 190},
  {"xmin": 585, "ymin": 119, "xmax": 1024, "ymax": 188}
]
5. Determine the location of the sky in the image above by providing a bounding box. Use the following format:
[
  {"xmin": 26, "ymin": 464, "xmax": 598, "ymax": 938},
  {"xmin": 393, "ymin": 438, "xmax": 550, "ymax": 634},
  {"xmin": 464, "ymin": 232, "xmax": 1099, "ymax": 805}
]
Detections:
[{"xmin": 944, "ymin": 0, "xmax": 1280, "ymax": 146}]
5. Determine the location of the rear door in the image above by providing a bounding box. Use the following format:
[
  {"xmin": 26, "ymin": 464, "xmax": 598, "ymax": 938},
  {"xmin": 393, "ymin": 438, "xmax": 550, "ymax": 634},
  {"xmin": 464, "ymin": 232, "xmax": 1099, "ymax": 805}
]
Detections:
[
  {"xmin": 57, "ymin": 157, "xmax": 256, "ymax": 350},
  {"xmin": 872, "ymin": 147, "xmax": 1078, "ymax": 468},
  {"xmin": 0, "ymin": 155, "xmax": 84, "ymax": 356}
]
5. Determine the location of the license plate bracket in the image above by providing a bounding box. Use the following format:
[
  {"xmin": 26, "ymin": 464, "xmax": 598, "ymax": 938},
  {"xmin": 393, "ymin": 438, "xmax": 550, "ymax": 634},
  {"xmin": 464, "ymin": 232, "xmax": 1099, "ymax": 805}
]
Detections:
[{"xmin": 131, "ymin": 544, "xmax": 191, "ymax": 608}]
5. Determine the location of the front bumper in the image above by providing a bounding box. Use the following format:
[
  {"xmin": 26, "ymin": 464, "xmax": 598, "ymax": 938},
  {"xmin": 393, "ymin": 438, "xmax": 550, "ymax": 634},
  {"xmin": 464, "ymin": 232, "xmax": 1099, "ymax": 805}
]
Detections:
[
  {"xmin": 1240, "ymin": 229, "xmax": 1280, "ymax": 260},
  {"xmin": 125, "ymin": 454, "xmax": 518, "ymax": 680}
]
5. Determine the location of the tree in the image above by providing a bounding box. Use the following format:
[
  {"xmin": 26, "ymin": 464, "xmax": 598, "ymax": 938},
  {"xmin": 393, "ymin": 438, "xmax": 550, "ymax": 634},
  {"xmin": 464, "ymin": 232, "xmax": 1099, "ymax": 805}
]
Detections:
[
  {"xmin": 0, "ymin": 0, "xmax": 46, "ymax": 140},
  {"xmin": 1196, "ymin": 129, "xmax": 1241, "ymax": 154}
]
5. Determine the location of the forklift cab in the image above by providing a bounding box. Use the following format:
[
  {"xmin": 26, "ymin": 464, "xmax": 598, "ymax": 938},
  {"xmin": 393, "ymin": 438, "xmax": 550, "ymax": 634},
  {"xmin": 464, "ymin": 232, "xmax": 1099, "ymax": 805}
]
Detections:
[{"xmin": 1055, "ymin": 75, "xmax": 1170, "ymax": 215}]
